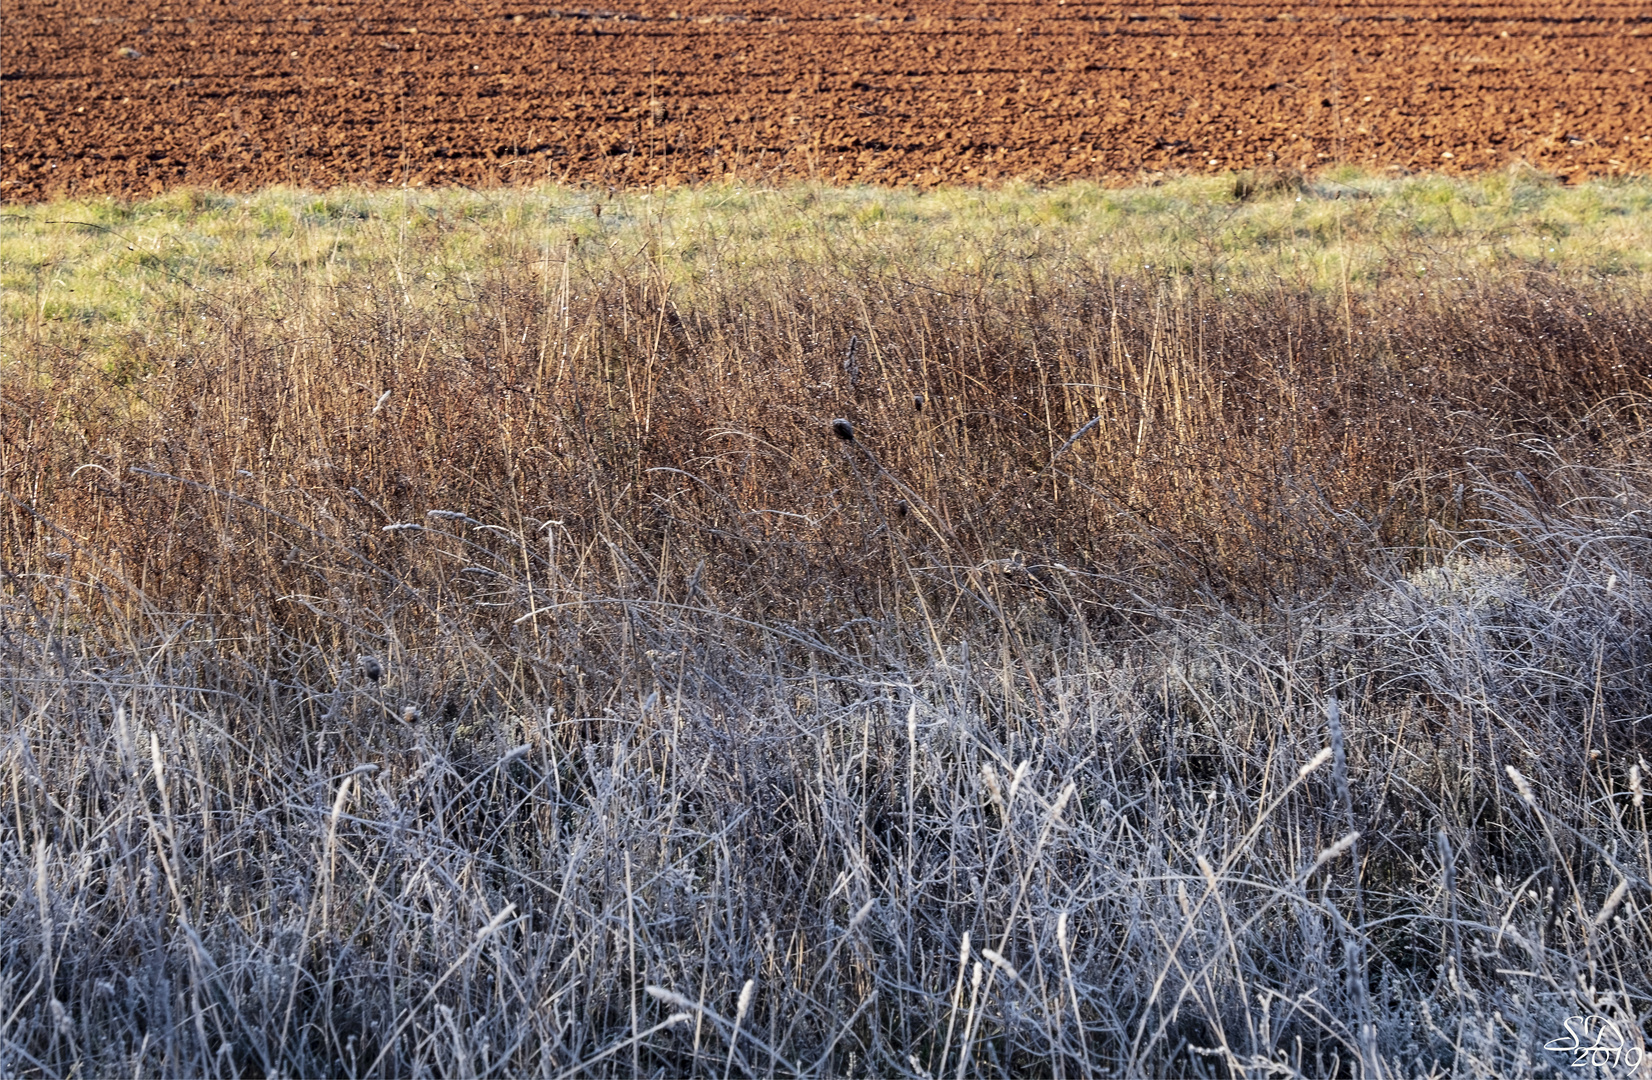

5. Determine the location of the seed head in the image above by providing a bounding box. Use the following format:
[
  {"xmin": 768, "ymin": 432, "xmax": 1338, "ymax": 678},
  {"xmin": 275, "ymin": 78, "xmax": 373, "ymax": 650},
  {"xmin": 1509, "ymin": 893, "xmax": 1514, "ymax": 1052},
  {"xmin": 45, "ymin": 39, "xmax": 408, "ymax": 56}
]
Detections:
[{"xmin": 831, "ymin": 418, "xmax": 855, "ymax": 441}]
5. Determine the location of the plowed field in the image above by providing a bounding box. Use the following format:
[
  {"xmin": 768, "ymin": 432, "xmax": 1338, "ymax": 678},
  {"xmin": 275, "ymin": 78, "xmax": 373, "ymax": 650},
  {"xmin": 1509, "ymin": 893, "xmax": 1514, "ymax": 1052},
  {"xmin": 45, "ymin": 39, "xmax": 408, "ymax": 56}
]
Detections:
[{"xmin": 4, "ymin": 1, "xmax": 1650, "ymax": 200}]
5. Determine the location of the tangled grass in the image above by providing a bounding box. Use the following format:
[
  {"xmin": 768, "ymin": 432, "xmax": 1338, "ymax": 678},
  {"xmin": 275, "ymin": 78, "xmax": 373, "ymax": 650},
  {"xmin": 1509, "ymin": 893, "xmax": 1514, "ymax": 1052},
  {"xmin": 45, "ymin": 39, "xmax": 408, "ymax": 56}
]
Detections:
[{"xmin": 3, "ymin": 178, "xmax": 1652, "ymax": 1076}]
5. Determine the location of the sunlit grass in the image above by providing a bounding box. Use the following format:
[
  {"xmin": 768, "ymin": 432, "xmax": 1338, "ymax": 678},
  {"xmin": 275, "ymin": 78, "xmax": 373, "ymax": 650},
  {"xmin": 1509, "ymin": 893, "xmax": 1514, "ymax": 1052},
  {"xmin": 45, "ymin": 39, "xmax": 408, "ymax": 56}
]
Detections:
[{"xmin": 6, "ymin": 171, "xmax": 1651, "ymax": 375}]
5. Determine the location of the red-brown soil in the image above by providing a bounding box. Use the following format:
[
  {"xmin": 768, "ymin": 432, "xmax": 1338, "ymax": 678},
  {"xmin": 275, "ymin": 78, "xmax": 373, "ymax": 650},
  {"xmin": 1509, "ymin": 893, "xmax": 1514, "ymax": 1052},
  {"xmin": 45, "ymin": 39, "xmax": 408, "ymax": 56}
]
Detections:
[{"xmin": 4, "ymin": 1, "xmax": 1650, "ymax": 200}]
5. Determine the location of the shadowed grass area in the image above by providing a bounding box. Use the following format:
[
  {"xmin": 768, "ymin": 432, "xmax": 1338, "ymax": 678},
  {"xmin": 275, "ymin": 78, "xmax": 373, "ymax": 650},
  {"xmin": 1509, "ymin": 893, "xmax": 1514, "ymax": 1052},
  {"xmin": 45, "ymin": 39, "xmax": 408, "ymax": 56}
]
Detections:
[{"xmin": 3, "ymin": 175, "xmax": 1651, "ymax": 1077}]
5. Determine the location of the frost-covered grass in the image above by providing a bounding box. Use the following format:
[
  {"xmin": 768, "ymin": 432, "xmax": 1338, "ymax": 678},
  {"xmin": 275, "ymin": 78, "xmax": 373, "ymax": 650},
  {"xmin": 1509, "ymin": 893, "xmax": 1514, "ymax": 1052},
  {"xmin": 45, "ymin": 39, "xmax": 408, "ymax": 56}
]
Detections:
[{"xmin": 3, "ymin": 174, "xmax": 1652, "ymax": 1076}]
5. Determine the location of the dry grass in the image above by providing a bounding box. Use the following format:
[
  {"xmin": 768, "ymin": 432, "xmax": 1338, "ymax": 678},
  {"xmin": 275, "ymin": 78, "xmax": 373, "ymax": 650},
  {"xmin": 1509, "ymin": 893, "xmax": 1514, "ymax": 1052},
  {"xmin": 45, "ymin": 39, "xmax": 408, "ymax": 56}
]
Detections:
[{"xmin": 3, "ymin": 177, "xmax": 1652, "ymax": 1077}]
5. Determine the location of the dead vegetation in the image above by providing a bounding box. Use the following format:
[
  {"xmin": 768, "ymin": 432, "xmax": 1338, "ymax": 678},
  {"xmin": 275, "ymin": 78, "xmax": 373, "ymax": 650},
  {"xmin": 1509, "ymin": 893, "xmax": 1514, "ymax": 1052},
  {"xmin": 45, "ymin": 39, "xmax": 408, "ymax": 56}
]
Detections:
[{"xmin": 4, "ymin": 194, "xmax": 1652, "ymax": 1076}]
